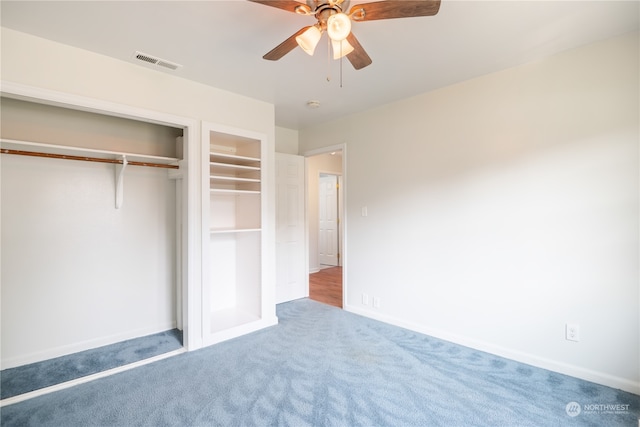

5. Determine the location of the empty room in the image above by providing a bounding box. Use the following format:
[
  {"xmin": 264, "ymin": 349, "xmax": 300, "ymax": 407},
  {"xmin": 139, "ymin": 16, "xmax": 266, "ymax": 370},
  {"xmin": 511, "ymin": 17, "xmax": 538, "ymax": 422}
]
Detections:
[{"xmin": 1, "ymin": 1, "xmax": 638, "ymax": 426}]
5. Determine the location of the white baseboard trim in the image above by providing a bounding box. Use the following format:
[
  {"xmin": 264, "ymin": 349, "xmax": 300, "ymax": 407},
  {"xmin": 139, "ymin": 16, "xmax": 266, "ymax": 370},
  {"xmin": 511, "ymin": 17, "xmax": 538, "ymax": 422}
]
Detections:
[
  {"xmin": 344, "ymin": 304, "xmax": 640, "ymax": 395},
  {"xmin": 203, "ymin": 316, "xmax": 279, "ymax": 347},
  {"xmin": 0, "ymin": 348, "xmax": 187, "ymax": 407},
  {"xmin": 1, "ymin": 322, "xmax": 177, "ymax": 370}
]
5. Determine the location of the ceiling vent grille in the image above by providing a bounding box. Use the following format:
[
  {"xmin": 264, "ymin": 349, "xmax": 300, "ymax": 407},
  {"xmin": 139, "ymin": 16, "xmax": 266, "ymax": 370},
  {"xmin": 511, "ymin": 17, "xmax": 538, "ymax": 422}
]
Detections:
[{"xmin": 133, "ymin": 51, "xmax": 182, "ymax": 71}]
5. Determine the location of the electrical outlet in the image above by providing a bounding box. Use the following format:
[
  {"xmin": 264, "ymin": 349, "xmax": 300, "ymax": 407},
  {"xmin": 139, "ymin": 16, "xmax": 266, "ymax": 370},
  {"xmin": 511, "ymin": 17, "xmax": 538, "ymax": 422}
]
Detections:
[
  {"xmin": 373, "ymin": 297, "xmax": 381, "ymax": 308},
  {"xmin": 362, "ymin": 293, "xmax": 369, "ymax": 305},
  {"xmin": 566, "ymin": 323, "xmax": 580, "ymax": 342}
]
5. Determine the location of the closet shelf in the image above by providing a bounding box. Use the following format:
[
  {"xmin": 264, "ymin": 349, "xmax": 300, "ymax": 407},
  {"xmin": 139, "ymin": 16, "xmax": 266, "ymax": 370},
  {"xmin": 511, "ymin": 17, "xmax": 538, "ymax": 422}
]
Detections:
[
  {"xmin": 210, "ymin": 162, "xmax": 260, "ymax": 171},
  {"xmin": 210, "ymin": 189, "xmax": 261, "ymax": 194},
  {"xmin": 0, "ymin": 139, "xmax": 180, "ymax": 167},
  {"xmin": 210, "ymin": 175, "xmax": 260, "ymax": 183},
  {"xmin": 210, "ymin": 152, "xmax": 260, "ymax": 167},
  {"xmin": 210, "ymin": 228, "xmax": 261, "ymax": 234}
]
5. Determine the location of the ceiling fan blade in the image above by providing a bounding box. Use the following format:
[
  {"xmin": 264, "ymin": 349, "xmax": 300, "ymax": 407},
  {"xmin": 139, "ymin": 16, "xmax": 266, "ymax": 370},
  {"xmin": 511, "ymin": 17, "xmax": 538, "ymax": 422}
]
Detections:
[
  {"xmin": 345, "ymin": 33, "xmax": 372, "ymax": 70},
  {"xmin": 247, "ymin": 0, "xmax": 308, "ymax": 14},
  {"xmin": 349, "ymin": 0, "xmax": 441, "ymax": 21},
  {"xmin": 263, "ymin": 26, "xmax": 310, "ymax": 61}
]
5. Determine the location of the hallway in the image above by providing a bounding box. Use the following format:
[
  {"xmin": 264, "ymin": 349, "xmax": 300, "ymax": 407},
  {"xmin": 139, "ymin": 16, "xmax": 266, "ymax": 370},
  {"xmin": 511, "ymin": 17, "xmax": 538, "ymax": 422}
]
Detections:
[{"xmin": 309, "ymin": 267, "xmax": 342, "ymax": 308}]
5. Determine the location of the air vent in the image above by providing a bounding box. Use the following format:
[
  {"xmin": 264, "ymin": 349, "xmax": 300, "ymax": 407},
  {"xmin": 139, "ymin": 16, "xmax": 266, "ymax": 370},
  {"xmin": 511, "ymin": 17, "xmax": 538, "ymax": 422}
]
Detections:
[{"xmin": 133, "ymin": 51, "xmax": 182, "ymax": 71}]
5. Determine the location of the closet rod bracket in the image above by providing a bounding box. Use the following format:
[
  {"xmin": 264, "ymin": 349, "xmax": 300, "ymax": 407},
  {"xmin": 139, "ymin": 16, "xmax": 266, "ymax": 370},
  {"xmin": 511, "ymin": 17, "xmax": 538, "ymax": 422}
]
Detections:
[{"xmin": 115, "ymin": 155, "xmax": 128, "ymax": 209}]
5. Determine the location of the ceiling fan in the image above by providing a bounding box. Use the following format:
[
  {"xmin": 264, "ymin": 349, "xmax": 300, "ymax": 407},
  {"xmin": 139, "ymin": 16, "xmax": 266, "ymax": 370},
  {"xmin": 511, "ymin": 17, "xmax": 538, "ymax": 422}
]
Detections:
[{"xmin": 248, "ymin": 0, "xmax": 441, "ymax": 70}]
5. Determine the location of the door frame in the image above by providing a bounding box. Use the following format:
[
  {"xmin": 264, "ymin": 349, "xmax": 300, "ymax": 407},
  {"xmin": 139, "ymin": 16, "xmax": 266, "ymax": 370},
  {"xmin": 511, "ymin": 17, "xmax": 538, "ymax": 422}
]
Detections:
[
  {"xmin": 304, "ymin": 143, "xmax": 347, "ymax": 308},
  {"xmin": 0, "ymin": 81, "xmax": 200, "ymax": 352}
]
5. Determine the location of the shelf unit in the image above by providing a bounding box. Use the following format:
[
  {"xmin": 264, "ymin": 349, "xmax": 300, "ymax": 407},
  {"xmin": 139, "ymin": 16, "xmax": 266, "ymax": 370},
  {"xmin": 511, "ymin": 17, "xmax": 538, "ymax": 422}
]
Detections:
[{"xmin": 203, "ymin": 123, "xmax": 277, "ymax": 345}]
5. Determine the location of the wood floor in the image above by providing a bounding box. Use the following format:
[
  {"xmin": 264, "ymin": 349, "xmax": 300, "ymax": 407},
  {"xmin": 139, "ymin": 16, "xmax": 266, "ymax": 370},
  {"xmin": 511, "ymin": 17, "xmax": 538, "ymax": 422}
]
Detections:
[{"xmin": 309, "ymin": 266, "xmax": 343, "ymax": 308}]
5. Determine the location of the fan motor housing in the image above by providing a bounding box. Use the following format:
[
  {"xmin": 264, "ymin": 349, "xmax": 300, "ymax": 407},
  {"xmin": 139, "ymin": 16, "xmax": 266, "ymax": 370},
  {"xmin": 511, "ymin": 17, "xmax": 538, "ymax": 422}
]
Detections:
[
  {"xmin": 309, "ymin": 0, "xmax": 350, "ymax": 13},
  {"xmin": 314, "ymin": 1, "xmax": 350, "ymax": 29}
]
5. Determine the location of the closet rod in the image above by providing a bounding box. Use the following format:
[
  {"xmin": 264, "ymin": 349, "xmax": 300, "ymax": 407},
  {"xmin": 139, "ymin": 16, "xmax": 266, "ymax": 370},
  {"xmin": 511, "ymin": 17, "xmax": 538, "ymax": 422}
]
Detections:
[{"xmin": 0, "ymin": 149, "xmax": 179, "ymax": 169}]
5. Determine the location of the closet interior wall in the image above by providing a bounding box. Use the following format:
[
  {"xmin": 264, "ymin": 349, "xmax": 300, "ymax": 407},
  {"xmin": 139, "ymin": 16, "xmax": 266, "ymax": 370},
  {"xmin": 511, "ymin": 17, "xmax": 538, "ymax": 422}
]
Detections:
[{"xmin": 1, "ymin": 97, "xmax": 184, "ymax": 369}]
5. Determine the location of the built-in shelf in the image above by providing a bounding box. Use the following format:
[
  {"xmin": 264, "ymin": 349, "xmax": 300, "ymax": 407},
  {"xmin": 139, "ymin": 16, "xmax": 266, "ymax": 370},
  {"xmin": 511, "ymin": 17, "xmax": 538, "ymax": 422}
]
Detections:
[
  {"xmin": 210, "ymin": 162, "xmax": 260, "ymax": 171},
  {"xmin": 210, "ymin": 152, "xmax": 260, "ymax": 167},
  {"xmin": 210, "ymin": 228, "xmax": 261, "ymax": 234},
  {"xmin": 210, "ymin": 189, "xmax": 261, "ymax": 194},
  {"xmin": 209, "ymin": 152, "xmax": 261, "ymax": 193},
  {"xmin": 203, "ymin": 125, "xmax": 275, "ymax": 347},
  {"xmin": 210, "ymin": 176, "xmax": 260, "ymax": 183}
]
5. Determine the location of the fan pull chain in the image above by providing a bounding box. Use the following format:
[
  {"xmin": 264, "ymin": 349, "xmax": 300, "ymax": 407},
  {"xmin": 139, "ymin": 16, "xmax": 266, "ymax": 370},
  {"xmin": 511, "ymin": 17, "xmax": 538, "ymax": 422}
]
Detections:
[
  {"xmin": 325, "ymin": 36, "xmax": 344, "ymax": 87},
  {"xmin": 326, "ymin": 35, "xmax": 331, "ymax": 82},
  {"xmin": 339, "ymin": 42, "xmax": 343, "ymax": 88}
]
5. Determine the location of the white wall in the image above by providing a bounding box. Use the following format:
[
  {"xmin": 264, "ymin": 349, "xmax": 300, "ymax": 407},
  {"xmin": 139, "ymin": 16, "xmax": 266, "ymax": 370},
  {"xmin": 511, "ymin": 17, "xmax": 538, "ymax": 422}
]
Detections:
[
  {"xmin": 275, "ymin": 126, "xmax": 299, "ymax": 154},
  {"xmin": 0, "ymin": 29, "xmax": 275, "ymax": 134},
  {"xmin": 1, "ymin": 97, "xmax": 183, "ymax": 156},
  {"xmin": 299, "ymin": 32, "xmax": 639, "ymax": 393},
  {"xmin": 2, "ymin": 153, "xmax": 177, "ymax": 366},
  {"xmin": 1, "ymin": 28, "xmax": 276, "ymax": 366}
]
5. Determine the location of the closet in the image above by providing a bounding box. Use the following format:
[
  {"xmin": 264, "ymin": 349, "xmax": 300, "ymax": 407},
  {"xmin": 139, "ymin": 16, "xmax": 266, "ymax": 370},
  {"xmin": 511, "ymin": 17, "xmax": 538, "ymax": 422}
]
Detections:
[
  {"xmin": 1, "ymin": 96, "xmax": 185, "ymax": 369},
  {"xmin": 202, "ymin": 122, "xmax": 277, "ymax": 346}
]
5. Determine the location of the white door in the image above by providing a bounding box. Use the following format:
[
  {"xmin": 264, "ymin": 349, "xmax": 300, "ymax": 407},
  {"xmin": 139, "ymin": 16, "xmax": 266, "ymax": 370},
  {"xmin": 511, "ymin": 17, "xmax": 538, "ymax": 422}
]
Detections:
[
  {"xmin": 275, "ymin": 153, "xmax": 306, "ymax": 303},
  {"xmin": 319, "ymin": 174, "xmax": 339, "ymax": 266}
]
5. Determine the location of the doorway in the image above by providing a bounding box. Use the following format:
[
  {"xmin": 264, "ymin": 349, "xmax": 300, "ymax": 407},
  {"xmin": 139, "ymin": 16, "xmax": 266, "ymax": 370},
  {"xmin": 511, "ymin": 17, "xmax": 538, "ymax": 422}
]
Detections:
[{"xmin": 306, "ymin": 147, "xmax": 345, "ymax": 309}]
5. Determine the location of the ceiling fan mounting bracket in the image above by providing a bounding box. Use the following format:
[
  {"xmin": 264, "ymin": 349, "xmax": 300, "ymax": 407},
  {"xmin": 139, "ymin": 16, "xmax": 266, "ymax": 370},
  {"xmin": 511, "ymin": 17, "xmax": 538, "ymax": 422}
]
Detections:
[
  {"xmin": 307, "ymin": 0, "xmax": 349, "ymax": 12},
  {"xmin": 296, "ymin": 0, "xmax": 349, "ymax": 17}
]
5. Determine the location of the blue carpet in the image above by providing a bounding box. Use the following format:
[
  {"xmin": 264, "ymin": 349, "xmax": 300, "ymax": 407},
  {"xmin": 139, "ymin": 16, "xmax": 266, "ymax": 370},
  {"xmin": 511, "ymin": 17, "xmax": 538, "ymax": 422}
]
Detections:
[
  {"xmin": 1, "ymin": 299, "xmax": 638, "ymax": 426},
  {"xmin": 1, "ymin": 329, "xmax": 183, "ymax": 399}
]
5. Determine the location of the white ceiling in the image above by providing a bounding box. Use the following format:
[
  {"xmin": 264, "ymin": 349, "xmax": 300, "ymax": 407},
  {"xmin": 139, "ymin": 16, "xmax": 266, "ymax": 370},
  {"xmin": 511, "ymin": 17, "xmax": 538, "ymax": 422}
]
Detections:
[{"xmin": 1, "ymin": 1, "xmax": 638, "ymax": 130}]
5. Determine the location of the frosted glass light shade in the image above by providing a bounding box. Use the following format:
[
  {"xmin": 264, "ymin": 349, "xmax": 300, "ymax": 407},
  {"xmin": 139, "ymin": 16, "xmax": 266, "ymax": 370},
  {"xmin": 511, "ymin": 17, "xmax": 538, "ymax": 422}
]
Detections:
[
  {"xmin": 296, "ymin": 26, "xmax": 322, "ymax": 55},
  {"xmin": 331, "ymin": 38, "xmax": 355, "ymax": 59},
  {"xmin": 327, "ymin": 13, "xmax": 351, "ymax": 41}
]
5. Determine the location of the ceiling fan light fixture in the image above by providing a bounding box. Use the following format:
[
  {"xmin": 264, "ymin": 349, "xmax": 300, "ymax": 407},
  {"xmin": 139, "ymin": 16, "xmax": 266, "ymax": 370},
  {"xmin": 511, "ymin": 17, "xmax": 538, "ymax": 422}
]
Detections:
[
  {"xmin": 296, "ymin": 25, "xmax": 322, "ymax": 55},
  {"xmin": 331, "ymin": 38, "xmax": 354, "ymax": 59},
  {"xmin": 327, "ymin": 12, "xmax": 351, "ymax": 41}
]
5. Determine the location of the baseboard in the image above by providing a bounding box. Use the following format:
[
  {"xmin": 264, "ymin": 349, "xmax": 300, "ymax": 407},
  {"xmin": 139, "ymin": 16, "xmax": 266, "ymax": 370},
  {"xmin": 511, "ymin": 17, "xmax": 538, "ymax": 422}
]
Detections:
[
  {"xmin": 1, "ymin": 322, "xmax": 178, "ymax": 370},
  {"xmin": 344, "ymin": 304, "xmax": 640, "ymax": 395},
  {"xmin": 202, "ymin": 316, "xmax": 279, "ymax": 347},
  {"xmin": 0, "ymin": 348, "xmax": 187, "ymax": 407}
]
